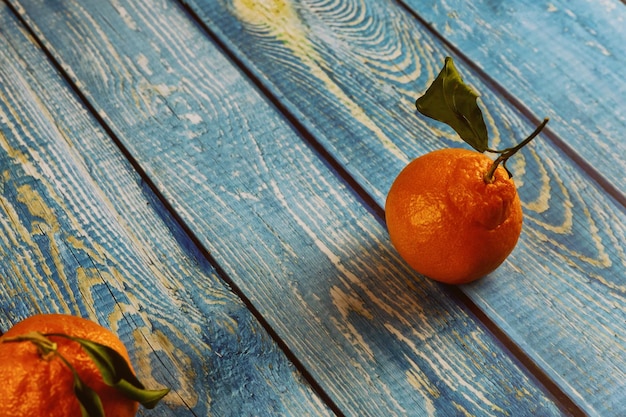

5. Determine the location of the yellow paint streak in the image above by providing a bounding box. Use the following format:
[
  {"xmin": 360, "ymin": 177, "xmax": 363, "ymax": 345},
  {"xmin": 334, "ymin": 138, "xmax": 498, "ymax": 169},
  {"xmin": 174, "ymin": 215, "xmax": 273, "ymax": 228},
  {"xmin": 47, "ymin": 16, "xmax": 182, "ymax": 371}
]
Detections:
[
  {"xmin": 0, "ymin": 127, "xmax": 30, "ymax": 168},
  {"xmin": 406, "ymin": 362, "xmax": 440, "ymax": 400},
  {"xmin": 132, "ymin": 328, "xmax": 200, "ymax": 408},
  {"xmin": 522, "ymin": 147, "xmax": 611, "ymax": 269},
  {"xmin": 452, "ymin": 402, "xmax": 476, "ymax": 417},
  {"xmin": 75, "ymin": 267, "xmax": 98, "ymax": 315},
  {"xmin": 521, "ymin": 149, "xmax": 564, "ymax": 220},
  {"xmin": 516, "ymin": 387, "xmax": 531, "ymax": 400},
  {"xmin": 76, "ymin": 267, "xmax": 137, "ymax": 326},
  {"xmin": 216, "ymin": 314, "xmax": 239, "ymax": 336},
  {"xmin": 386, "ymin": 322, "xmax": 507, "ymax": 413},
  {"xmin": 232, "ymin": 0, "xmax": 408, "ymax": 162},
  {"xmin": 330, "ymin": 285, "xmax": 373, "ymax": 320},
  {"xmin": 15, "ymin": 184, "xmax": 78, "ymax": 313},
  {"xmin": 469, "ymin": 330, "xmax": 490, "ymax": 354},
  {"xmin": 330, "ymin": 285, "xmax": 375, "ymax": 360},
  {"xmin": 17, "ymin": 184, "xmax": 59, "ymax": 232},
  {"xmin": 67, "ymin": 235, "xmax": 108, "ymax": 265}
]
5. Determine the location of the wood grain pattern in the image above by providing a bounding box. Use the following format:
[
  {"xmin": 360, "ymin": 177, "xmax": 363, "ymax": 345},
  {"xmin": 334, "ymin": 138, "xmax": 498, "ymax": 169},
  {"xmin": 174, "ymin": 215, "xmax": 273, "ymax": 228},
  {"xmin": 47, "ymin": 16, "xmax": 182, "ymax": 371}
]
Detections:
[
  {"xmin": 5, "ymin": 0, "xmax": 571, "ymax": 415},
  {"xmin": 403, "ymin": 0, "xmax": 626, "ymax": 202},
  {"xmin": 0, "ymin": 5, "xmax": 333, "ymax": 416},
  {"xmin": 176, "ymin": 0, "xmax": 626, "ymax": 415}
]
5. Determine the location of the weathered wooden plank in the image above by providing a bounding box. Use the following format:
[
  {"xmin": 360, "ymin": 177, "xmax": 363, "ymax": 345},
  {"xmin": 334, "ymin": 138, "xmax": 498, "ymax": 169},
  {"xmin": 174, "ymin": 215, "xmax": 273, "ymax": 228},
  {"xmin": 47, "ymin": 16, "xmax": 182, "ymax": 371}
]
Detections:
[
  {"xmin": 176, "ymin": 0, "xmax": 625, "ymax": 415},
  {"xmin": 402, "ymin": 0, "xmax": 626, "ymax": 201},
  {"xmin": 6, "ymin": 0, "xmax": 571, "ymax": 415},
  {"xmin": 0, "ymin": 5, "xmax": 334, "ymax": 416}
]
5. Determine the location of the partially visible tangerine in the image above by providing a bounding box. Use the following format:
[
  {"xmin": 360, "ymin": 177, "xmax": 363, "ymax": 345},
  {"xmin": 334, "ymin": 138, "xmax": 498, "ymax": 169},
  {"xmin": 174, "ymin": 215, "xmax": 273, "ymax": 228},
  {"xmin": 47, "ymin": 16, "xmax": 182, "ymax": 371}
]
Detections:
[
  {"xmin": 385, "ymin": 148, "xmax": 523, "ymax": 284},
  {"xmin": 0, "ymin": 314, "xmax": 139, "ymax": 417}
]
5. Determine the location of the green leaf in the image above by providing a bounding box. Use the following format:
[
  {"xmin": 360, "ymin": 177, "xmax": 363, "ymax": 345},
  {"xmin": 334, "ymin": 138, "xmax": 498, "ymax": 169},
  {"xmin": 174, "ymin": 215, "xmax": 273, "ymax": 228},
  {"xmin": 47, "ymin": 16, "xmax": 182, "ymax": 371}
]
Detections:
[
  {"xmin": 47, "ymin": 333, "xmax": 170, "ymax": 409},
  {"xmin": 415, "ymin": 57, "xmax": 489, "ymax": 152},
  {"xmin": 71, "ymin": 366, "xmax": 106, "ymax": 417},
  {"xmin": 115, "ymin": 379, "xmax": 171, "ymax": 409},
  {"xmin": 73, "ymin": 337, "xmax": 170, "ymax": 408},
  {"xmin": 71, "ymin": 337, "xmax": 144, "ymax": 387}
]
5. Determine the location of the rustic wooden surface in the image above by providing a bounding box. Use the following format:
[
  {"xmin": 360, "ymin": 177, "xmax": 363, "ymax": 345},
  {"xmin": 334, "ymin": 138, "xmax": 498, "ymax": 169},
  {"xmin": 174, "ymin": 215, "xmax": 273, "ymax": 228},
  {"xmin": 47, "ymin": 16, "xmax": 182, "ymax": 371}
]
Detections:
[
  {"xmin": 0, "ymin": 4, "xmax": 333, "ymax": 416},
  {"xmin": 0, "ymin": 0, "xmax": 624, "ymax": 416}
]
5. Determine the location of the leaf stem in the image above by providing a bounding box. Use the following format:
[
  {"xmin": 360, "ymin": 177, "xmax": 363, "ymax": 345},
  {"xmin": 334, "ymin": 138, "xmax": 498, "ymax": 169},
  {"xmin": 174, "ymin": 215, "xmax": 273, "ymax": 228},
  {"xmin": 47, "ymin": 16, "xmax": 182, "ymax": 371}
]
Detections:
[
  {"xmin": 483, "ymin": 118, "xmax": 549, "ymax": 183},
  {"xmin": 2, "ymin": 331, "xmax": 58, "ymax": 359}
]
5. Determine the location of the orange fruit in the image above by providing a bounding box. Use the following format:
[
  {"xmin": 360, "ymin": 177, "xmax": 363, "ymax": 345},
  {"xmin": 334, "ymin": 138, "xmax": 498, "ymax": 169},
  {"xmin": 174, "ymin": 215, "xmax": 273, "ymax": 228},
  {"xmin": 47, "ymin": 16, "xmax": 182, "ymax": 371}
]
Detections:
[
  {"xmin": 385, "ymin": 148, "xmax": 523, "ymax": 284},
  {"xmin": 0, "ymin": 314, "xmax": 139, "ymax": 417}
]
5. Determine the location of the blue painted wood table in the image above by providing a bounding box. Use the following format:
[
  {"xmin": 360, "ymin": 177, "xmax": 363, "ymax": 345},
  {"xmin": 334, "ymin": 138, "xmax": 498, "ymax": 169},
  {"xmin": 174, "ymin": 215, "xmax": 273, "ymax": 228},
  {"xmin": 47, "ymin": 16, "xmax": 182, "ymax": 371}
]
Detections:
[{"xmin": 1, "ymin": 0, "xmax": 624, "ymax": 415}]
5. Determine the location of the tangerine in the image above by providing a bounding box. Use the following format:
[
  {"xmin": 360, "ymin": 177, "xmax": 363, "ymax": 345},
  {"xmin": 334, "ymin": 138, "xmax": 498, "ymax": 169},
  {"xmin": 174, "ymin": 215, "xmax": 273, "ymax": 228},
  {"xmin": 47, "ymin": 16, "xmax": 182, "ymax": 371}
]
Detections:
[
  {"xmin": 385, "ymin": 148, "xmax": 523, "ymax": 284},
  {"xmin": 0, "ymin": 314, "xmax": 139, "ymax": 417}
]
